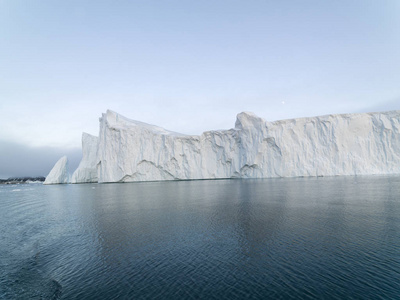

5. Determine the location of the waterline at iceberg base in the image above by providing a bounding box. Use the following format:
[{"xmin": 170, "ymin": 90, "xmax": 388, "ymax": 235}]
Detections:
[{"xmin": 44, "ymin": 110, "xmax": 400, "ymax": 184}]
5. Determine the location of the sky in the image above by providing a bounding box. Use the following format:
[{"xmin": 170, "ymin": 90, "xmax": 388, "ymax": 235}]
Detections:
[{"xmin": 0, "ymin": 0, "xmax": 399, "ymax": 178}]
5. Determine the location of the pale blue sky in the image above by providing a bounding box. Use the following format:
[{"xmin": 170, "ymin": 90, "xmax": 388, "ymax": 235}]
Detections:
[{"xmin": 0, "ymin": 0, "xmax": 399, "ymax": 177}]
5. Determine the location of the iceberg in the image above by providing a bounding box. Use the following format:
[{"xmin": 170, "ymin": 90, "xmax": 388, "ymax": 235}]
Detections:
[
  {"xmin": 70, "ymin": 133, "xmax": 98, "ymax": 183},
  {"xmin": 45, "ymin": 109, "xmax": 400, "ymax": 184},
  {"xmin": 43, "ymin": 156, "xmax": 70, "ymax": 184},
  {"xmin": 96, "ymin": 110, "xmax": 400, "ymax": 182}
]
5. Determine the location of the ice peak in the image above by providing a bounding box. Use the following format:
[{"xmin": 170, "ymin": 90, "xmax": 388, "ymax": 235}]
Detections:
[
  {"xmin": 43, "ymin": 156, "xmax": 70, "ymax": 184},
  {"xmin": 235, "ymin": 111, "xmax": 266, "ymax": 130},
  {"xmin": 103, "ymin": 109, "xmax": 186, "ymax": 136}
]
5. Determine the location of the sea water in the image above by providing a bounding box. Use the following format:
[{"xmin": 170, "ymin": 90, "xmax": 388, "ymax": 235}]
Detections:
[{"xmin": 0, "ymin": 176, "xmax": 399, "ymax": 299}]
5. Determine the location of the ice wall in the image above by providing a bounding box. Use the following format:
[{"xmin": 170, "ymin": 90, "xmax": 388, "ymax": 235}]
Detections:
[
  {"xmin": 96, "ymin": 110, "xmax": 400, "ymax": 183},
  {"xmin": 70, "ymin": 133, "xmax": 98, "ymax": 183}
]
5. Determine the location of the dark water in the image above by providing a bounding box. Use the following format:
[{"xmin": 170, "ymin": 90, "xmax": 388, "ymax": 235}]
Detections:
[{"xmin": 1, "ymin": 176, "xmax": 400, "ymax": 299}]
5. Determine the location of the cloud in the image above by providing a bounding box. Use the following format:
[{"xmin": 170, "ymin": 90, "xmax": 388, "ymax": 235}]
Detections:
[{"xmin": 0, "ymin": 140, "xmax": 81, "ymax": 179}]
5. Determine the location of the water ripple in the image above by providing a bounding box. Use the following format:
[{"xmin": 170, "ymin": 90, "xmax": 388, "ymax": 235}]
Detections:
[{"xmin": 1, "ymin": 176, "xmax": 400, "ymax": 299}]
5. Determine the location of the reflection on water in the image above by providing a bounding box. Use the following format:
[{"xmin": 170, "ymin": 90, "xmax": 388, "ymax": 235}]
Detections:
[{"xmin": 1, "ymin": 176, "xmax": 400, "ymax": 299}]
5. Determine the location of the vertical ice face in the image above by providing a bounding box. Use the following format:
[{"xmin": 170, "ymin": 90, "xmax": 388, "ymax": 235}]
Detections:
[
  {"xmin": 43, "ymin": 156, "xmax": 70, "ymax": 184},
  {"xmin": 70, "ymin": 133, "xmax": 98, "ymax": 183},
  {"xmin": 262, "ymin": 111, "xmax": 400, "ymax": 177}
]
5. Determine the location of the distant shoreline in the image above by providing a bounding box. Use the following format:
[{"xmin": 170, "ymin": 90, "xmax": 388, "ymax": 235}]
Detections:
[{"xmin": 0, "ymin": 177, "xmax": 45, "ymax": 184}]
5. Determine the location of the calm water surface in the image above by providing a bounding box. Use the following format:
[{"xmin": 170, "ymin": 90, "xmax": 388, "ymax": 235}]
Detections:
[{"xmin": 0, "ymin": 176, "xmax": 399, "ymax": 299}]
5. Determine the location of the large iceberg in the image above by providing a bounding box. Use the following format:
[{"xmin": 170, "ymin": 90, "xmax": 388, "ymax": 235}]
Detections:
[
  {"xmin": 45, "ymin": 110, "xmax": 400, "ymax": 184},
  {"xmin": 43, "ymin": 156, "xmax": 70, "ymax": 184},
  {"xmin": 96, "ymin": 110, "xmax": 400, "ymax": 182}
]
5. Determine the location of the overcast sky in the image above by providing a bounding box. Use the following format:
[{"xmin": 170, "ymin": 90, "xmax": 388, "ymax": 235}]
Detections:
[{"xmin": 1, "ymin": 0, "xmax": 399, "ymax": 178}]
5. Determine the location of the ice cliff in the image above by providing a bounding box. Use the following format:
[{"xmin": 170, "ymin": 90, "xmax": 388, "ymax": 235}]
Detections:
[
  {"xmin": 70, "ymin": 133, "xmax": 98, "ymax": 183},
  {"xmin": 96, "ymin": 110, "xmax": 400, "ymax": 182},
  {"xmin": 43, "ymin": 156, "xmax": 70, "ymax": 184},
  {"xmin": 45, "ymin": 110, "xmax": 400, "ymax": 184}
]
